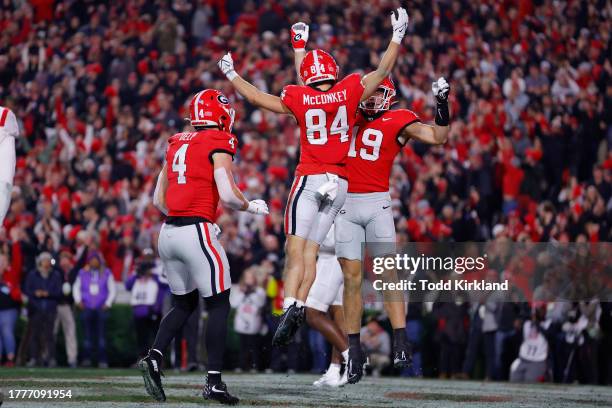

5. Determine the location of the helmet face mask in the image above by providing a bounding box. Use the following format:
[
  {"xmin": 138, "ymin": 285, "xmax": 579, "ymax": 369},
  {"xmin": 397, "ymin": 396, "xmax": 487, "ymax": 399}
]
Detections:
[{"xmin": 359, "ymin": 79, "xmax": 396, "ymax": 118}]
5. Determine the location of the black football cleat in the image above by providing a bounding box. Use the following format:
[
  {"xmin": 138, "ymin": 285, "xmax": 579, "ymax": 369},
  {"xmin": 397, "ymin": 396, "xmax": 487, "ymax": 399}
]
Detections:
[
  {"xmin": 346, "ymin": 346, "xmax": 366, "ymax": 384},
  {"xmin": 272, "ymin": 304, "xmax": 302, "ymax": 347},
  {"xmin": 203, "ymin": 378, "xmax": 239, "ymax": 405},
  {"xmin": 138, "ymin": 353, "xmax": 166, "ymax": 402},
  {"xmin": 393, "ymin": 339, "xmax": 413, "ymax": 369}
]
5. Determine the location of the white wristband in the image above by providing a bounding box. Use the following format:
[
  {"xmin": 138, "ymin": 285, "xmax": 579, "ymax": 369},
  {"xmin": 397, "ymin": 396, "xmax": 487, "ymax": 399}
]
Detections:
[{"xmin": 225, "ymin": 70, "xmax": 238, "ymax": 81}]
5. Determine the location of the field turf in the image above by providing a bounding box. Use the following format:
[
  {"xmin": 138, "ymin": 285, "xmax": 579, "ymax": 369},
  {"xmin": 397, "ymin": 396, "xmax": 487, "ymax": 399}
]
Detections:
[{"xmin": 0, "ymin": 368, "xmax": 611, "ymax": 407}]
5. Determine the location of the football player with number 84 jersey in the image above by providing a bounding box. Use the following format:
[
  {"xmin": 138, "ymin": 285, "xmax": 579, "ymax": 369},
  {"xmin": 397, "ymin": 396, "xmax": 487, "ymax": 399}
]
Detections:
[
  {"xmin": 218, "ymin": 7, "xmax": 410, "ymax": 349},
  {"xmin": 292, "ymin": 19, "xmax": 451, "ymax": 383}
]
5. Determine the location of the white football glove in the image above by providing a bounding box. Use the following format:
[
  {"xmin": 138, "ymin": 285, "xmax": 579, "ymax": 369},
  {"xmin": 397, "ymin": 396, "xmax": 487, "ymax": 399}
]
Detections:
[
  {"xmin": 315, "ymin": 173, "xmax": 339, "ymax": 203},
  {"xmin": 246, "ymin": 199, "xmax": 269, "ymax": 215},
  {"xmin": 432, "ymin": 77, "xmax": 450, "ymax": 103},
  {"xmin": 391, "ymin": 7, "xmax": 409, "ymax": 44},
  {"xmin": 290, "ymin": 22, "xmax": 309, "ymax": 51},
  {"xmin": 218, "ymin": 52, "xmax": 237, "ymax": 81}
]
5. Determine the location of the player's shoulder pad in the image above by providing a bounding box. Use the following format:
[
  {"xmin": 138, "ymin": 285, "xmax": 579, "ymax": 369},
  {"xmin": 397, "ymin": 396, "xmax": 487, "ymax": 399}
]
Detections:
[
  {"xmin": 0, "ymin": 107, "xmax": 19, "ymax": 137},
  {"xmin": 340, "ymin": 72, "xmax": 363, "ymax": 86},
  {"xmin": 388, "ymin": 108, "xmax": 421, "ymax": 125},
  {"xmin": 205, "ymin": 130, "xmax": 238, "ymax": 162},
  {"xmin": 280, "ymin": 84, "xmax": 300, "ymax": 100},
  {"xmin": 167, "ymin": 132, "xmax": 184, "ymax": 145}
]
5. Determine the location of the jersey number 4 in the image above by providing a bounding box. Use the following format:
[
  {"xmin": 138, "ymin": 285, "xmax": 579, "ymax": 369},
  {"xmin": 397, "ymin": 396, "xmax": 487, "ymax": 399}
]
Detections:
[
  {"xmin": 172, "ymin": 144, "xmax": 189, "ymax": 184},
  {"xmin": 305, "ymin": 106, "xmax": 349, "ymax": 145},
  {"xmin": 348, "ymin": 128, "xmax": 383, "ymax": 161}
]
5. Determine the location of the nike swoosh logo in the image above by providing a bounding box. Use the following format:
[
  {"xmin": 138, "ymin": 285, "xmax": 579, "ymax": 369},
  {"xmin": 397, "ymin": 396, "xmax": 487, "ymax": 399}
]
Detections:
[
  {"xmin": 211, "ymin": 386, "xmax": 224, "ymax": 393},
  {"xmin": 382, "ymin": 118, "xmax": 391, "ymax": 122},
  {"xmin": 383, "ymin": 205, "xmax": 390, "ymax": 209},
  {"xmin": 437, "ymin": 108, "xmax": 443, "ymax": 117},
  {"xmin": 340, "ymin": 210, "xmax": 346, "ymax": 214}
]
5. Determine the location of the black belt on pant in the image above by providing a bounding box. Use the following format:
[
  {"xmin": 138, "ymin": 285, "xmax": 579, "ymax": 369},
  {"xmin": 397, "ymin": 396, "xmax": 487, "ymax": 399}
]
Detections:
[{"xmin": 165, "ymin": 216, "xmax": 212, "ymax": 226}]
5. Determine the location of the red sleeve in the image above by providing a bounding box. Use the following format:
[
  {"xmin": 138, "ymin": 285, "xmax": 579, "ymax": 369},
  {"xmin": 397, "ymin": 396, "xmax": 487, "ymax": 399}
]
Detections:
[
  {"xmin": 390, "ymin": 109, "xmax": 421, "ymax": 145},
  {"xmin": 280, "ymin": 85, "xmax": 298, "ymax": 114},
  {"xmin": 208, "ymin": 131, "xmax": 238, "ymax": 162},
  {"xmin": 344, "ymin": 73, "xmax": 366, "ymax": 108}
]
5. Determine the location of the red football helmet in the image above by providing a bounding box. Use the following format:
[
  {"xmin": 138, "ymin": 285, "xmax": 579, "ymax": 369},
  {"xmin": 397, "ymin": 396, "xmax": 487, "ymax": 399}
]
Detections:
[
  {"xmin": 299, "ymin": 49, "xmax": 339, "ymax": 86},
  {"xmin": 189, "ymin": 89, "xmax": 235, "ymax": 132},
  {"xmin": 359, "ymin": 75, "xmax": 397, "ymax": 116}
]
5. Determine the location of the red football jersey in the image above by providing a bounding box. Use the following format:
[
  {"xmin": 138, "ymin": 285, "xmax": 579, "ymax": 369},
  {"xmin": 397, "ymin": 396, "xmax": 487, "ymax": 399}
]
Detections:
[
  {"xmin": 280, "ymin": 73, "xmax": 365, "ymax": 178},
  {"xmin": 165, "ymin": 130, "xmax": 237, "ymax": 220},
  {"xmin": 347, "ymin": 109, "xmax": 420, "ymax": 193}
]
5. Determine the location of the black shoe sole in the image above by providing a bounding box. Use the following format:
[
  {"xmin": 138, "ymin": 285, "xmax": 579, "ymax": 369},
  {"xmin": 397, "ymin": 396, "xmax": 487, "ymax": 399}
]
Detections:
[
  {"xmin": 138, "ymin": 360, "xmax": 166, "ymax": 402},
  {"xmin": 394, "ymin": 358, "xmax": 412, "ymax": 369},
  {"xmin": 204, "ymin": 394, "xmax": 240, "ymax": 406},
  {"xmin": 347, "ymin": 372, "xmax": 363, "ymax": 384},
  {"xmin": 272, "ymin": 314, "xmax": 295, "ymax": 347}
]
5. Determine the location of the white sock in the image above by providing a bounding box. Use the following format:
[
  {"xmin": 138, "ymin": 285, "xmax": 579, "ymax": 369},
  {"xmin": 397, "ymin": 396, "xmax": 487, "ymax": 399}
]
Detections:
[
  {"xmin": 283, "ymin": 297, "xmax": 297, "ymax": 311},
  {"xmin": 341, "ymin": 349, "xmax": 349, "ymax": 363},
  {"xmin": 328, "ymin": 363, "xmax": 341, "ymax": 373},
  {"xmin": 296, "ymin": 299, "xmax": 305, "ymax": 308}
]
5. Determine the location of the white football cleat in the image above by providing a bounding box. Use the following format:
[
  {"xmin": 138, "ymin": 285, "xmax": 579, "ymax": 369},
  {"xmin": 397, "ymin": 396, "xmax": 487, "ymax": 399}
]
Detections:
[
  {"xmin": 313, "ymin": 367, "xmax": 340, "ymax": 387},
  {"xmin": 329, "ymin": 368, "xmax": 348, "ymax": 387}
]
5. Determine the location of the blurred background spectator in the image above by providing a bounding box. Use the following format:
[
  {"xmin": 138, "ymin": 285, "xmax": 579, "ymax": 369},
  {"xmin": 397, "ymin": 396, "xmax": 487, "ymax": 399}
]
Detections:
[
  {"xmin": 0, "ymin": 231, "xmax": 22, "ymax": 367},
  {"xmin": 24, "ymin": 252, "xmax": 62, "ymax": 367},
  {"xmin": 125, "ymin": 258, "xmax": 167, "ymax": 359},
  {"xmin": 361, "ymin": 317, "xmax": 391, "ymax": 377},
  {"xmin": 230, "ymin": 268, "xmax": 266, "ymax": 372},
  {"xmin": 73, "ymin": 252, "xmax": 116, "ymax": 368}
]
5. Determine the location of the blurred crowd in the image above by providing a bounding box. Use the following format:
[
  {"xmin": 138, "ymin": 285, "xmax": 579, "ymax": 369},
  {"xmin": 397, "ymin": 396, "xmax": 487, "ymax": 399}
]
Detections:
[{"xmin": 0, "ymin": 0, "xmax": 610, "ymax": 385}]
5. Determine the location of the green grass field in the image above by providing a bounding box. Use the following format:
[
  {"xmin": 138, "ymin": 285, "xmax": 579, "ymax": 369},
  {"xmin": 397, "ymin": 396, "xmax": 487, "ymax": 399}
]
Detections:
[{"xmin": 0, "ymin": 368, "xmax": 611, "ymax": 407}]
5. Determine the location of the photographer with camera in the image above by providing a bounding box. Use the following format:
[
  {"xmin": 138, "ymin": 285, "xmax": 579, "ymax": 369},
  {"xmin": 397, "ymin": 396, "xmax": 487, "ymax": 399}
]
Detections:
[
  {"xmin": 230, "ymin": 269, "xmax": 266, "ymax": 371},
  {"xmin": 125, "ymin": 258, "xmax": 168, "ymax": 359}
]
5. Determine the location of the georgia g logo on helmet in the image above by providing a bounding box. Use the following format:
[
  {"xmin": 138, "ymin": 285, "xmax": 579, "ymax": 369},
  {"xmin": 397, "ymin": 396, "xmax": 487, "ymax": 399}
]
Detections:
[{"xmin": 189, "ymin": 89, "xmax": 235, "ymax": 132}]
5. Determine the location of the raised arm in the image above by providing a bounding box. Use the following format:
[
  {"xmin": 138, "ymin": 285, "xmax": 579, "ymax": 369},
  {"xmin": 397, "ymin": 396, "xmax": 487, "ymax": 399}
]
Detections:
[
  {"xmin": 212, "ymin": 152, "xmax": 269, "ymax": 215},
  {"xmin": 401, "ymin": 77, "xmax": 451, "ymax": 145},
  {"xmin": 361, "ymin": 8, "xmax": 409, "ymax": 101},
  {"xmin": 218, "ymin": 53, "xmax": 290, "ymax": 114},
  {"xmin": 290, "ymin": 22, "xmax": 309, "ymax": 85}
]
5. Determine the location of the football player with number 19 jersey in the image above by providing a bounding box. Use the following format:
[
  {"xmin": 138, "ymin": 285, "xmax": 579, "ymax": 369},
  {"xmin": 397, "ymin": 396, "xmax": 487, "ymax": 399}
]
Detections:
[
  {"xmin": 337, "ymin": 75, "xmax": 451, "ymax": 383},
  {"xmin": 218, "ymin": 7, "xmax": 410, "ymax": 349}
]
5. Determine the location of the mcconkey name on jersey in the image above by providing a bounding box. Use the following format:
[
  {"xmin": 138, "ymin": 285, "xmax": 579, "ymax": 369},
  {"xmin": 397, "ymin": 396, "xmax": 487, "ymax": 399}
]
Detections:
[
  {"xmin": 281, "ymin": 73, "xmax": 365, "ymax": 178},
  {"xmin": 165, "ymin": 130, "xmax": 237, "ymax": 220}
]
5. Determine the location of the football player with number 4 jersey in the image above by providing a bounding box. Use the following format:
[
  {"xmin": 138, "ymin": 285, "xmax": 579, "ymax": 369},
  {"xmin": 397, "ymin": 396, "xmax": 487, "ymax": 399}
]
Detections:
[
  {"xmin": 218, "ymin": 7, "xmax": 410, "ymax": 349},
  {"xmin": 139, "ymin": 89, "xmax": 268, "ymax": 405}
]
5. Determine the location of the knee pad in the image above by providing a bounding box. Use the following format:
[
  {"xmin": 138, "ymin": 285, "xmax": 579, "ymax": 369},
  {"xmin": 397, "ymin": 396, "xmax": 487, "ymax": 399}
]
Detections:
[{"xmin": 172, "ymin": 289, "xmax": 199, "ymax": 313}]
